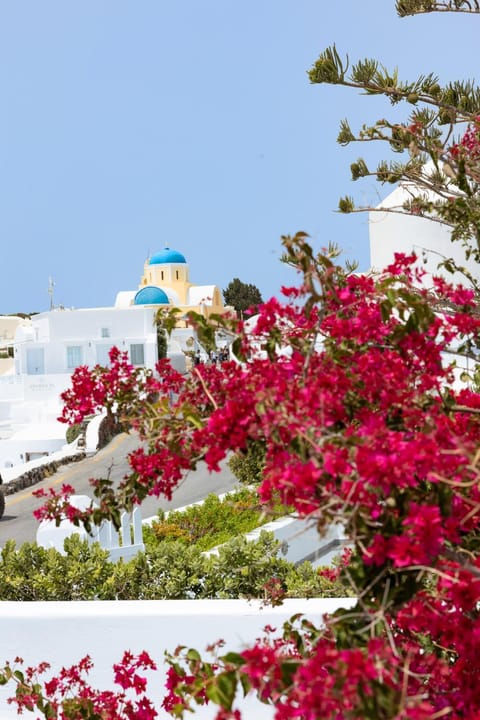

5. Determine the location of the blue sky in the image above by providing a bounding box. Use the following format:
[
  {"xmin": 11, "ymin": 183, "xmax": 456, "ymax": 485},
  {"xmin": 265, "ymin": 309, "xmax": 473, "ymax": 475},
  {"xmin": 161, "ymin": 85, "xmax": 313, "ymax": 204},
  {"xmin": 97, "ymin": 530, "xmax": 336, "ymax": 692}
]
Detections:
[{"xmin": 0, "ymin": 2, "xmax": 478, "ymax": 314}]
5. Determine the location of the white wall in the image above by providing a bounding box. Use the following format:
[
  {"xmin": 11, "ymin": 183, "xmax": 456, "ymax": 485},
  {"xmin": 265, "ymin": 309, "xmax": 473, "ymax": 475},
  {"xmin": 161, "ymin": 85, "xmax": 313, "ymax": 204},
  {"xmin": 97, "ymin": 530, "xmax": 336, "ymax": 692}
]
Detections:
[
  {"xmin": 15, "ymin": 306, "xmax": 162, "ymax": 375},
  {"xmin": 204, "ymin": 516, "xmax": 348, "ymax": 569},
  {"xmin": 46, "ymin": 306, "xmax": 156, "ymax": 342},
  {"xmin": 0, "ymin": 598, "xmax": 355, "ymax": 718},
  {"xmin": 0, "ymin": 377, "xmax": 69, "ymax": 468},
  {"xmin": 0, "ymin": 435, "xmax": 65, "ymax": 469},
  {"xmin": 0, "ymin": 303, "xmax": 188, "ymax": 469},
  {"xmin": 22, "ymin": 375, "xmax": 70, "ymax": 404},
  {"xmin": 0, "ymin": 375, "xmax": 24, "ymax": 402},
  {"xmin": 370, "ymin": 184, "xmax": 480, "ymax": 285}
]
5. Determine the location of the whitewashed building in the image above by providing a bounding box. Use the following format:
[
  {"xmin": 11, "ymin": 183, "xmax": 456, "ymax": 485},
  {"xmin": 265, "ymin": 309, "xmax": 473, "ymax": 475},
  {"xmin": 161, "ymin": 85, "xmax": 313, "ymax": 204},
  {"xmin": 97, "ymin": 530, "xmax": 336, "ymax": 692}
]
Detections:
[
  {"xmin": 369, "ymin": 176, "xmax": 480, "ymax": 285},
  {"xmin": 369, "ymin": 177, "xmax": 480, "ymax": 388},
  {"xmin": 0, "ymin": 246, "xmax": 232, "ymax": 469}
]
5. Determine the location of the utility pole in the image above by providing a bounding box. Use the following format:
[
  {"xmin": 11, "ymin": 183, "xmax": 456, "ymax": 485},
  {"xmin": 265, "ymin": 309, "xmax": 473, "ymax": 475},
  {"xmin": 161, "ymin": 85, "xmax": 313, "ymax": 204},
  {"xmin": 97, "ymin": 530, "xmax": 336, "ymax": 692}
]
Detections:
[{"xmin": 48, "ymin": 277, "xmax": 55, "ymax": 310}]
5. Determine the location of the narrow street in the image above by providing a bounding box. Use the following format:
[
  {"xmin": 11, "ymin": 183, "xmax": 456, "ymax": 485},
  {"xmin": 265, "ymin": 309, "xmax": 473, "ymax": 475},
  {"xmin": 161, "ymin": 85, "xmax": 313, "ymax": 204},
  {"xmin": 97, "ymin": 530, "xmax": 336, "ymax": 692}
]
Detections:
[{"xmin": 0, "ymin": 433, "xmax": 238, "ymax": 545}]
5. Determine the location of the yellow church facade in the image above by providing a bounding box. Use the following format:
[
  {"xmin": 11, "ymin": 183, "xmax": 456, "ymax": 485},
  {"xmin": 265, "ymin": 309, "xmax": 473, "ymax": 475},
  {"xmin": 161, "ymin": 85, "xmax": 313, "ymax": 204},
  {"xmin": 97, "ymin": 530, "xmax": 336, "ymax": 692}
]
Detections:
[{"xmin": 114, "ymin": 247, "xmax": 232, "ymax": 324}]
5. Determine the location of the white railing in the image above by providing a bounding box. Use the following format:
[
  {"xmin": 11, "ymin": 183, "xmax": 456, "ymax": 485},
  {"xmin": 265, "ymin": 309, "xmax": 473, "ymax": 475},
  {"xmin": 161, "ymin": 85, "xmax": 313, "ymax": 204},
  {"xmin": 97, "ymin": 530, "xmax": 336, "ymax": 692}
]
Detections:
[
  {"xmin": 96, "ymin": 506, "xmax": 145, "ymax": 561},
  {"xmin": 36, "ymin": 495, "xmax": 145, "ymax": 561}
]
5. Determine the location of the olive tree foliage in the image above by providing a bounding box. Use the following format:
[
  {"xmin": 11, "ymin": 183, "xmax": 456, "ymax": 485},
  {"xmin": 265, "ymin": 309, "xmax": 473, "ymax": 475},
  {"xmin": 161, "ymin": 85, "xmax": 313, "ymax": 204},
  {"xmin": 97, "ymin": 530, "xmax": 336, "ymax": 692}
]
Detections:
[{"xmin": 310, "ymin": 3, "xmax": 480, "ymax": 283}]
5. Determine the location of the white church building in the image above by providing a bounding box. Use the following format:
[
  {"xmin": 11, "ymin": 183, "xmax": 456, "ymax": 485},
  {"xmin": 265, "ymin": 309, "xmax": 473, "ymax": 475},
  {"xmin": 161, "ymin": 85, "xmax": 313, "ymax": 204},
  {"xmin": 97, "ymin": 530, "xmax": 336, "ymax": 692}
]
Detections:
[
  {"xmin": 369, "ymin": 175, "xmax": 480, "ymax": 285},
  {"xmin": 0, "ymin": 247, "xmax": 231, "ymax": 469}
]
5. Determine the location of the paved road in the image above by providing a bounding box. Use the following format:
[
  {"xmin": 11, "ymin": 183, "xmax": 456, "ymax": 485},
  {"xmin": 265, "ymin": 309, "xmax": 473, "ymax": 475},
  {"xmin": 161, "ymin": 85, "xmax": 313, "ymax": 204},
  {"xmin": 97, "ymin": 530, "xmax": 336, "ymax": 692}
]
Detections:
[{"xmin": 0, "ymin": 433, "xmax": 238, "ymax": 546}]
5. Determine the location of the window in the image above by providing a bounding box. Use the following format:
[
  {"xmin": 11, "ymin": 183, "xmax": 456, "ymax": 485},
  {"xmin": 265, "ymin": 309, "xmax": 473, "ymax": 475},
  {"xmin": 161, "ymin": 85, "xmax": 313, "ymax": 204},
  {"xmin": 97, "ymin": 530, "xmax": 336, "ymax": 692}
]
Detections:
[
  {"xmin": 66, "ymin": 346, "xmax": 83, "ymax": 369},
  {"xmin": 130, "ymin": 343, "xmax": 145, "ymax": 366},
  {"xmin": 96, "ymin": 344, "xmax": 112, "ymax": 367},
  {"xmin": 100, "ymin": 327, "xmax": 110, "ymax": 338},
  {"xmin": 26, "ymin": 348, "xmax": 45, "ymax": 375},
  {"xmin": 176, "ymin": 270, "xmax": 179, "ymax": 280}
]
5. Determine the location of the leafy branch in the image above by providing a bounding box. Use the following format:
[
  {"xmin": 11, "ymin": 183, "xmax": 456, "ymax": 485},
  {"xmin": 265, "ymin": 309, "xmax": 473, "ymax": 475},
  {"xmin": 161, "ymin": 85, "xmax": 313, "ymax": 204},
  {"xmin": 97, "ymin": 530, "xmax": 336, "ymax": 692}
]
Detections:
[
  {"xmin": 397, "ymin": 0, "xmax": 480, "ymax": 16},
  {"xmin": 311, "ymin": 40, "xmax": 480, "ymax": 257}
]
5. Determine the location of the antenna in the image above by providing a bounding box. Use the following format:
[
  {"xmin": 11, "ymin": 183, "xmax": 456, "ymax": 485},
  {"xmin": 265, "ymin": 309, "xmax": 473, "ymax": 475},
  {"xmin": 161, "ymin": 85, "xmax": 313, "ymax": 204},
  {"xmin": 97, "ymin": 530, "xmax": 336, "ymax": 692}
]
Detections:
[{"xmin": 48, "ymin": 276, "xmax": 55, "ymax": 310}]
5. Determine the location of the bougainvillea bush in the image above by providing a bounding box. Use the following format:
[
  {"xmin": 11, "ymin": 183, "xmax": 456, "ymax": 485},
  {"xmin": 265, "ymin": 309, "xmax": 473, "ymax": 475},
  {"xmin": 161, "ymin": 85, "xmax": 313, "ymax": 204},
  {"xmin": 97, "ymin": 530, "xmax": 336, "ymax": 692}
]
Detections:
[
  {"xmin": 7, "ymin": 227, "xmax": 480, "ymax": 719},
  {"xmin": 7, "ymin": 2, "xmax": 480, "ymax": 715}
]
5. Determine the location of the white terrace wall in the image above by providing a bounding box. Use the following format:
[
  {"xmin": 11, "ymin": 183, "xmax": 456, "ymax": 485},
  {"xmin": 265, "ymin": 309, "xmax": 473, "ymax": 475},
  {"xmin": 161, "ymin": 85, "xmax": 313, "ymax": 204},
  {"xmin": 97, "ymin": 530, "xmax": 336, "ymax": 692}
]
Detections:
[
  {"xmin": 244, "ymin": 516, "xmax": 349, "ymax": 568},
  {"xmin": 203, "ymin": 515, "xmax": 349, "ymax": 568},
  {"xmin": 0, "ymin": 598, "xmax": 355, "ymax": 718},
  {"xmin": 38, "ymin": 491, "xmax": 349, "ymax": 568}
]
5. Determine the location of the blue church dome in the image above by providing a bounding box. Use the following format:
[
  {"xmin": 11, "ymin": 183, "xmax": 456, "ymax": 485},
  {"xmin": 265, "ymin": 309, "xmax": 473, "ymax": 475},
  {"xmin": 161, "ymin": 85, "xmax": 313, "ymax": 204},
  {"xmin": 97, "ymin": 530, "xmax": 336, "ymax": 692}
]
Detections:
[
  {"xmin": 149, "ymin": 247, "xmax": 186, "ymax": 265},
  {"xmin": 134, "ymin": 286, "xmax": 170, "ymax": 305}
]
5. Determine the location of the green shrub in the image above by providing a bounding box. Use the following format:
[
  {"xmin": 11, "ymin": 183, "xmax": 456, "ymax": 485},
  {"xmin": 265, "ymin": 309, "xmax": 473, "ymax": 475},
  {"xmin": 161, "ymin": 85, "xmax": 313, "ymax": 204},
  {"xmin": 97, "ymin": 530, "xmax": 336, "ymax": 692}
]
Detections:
[
  {"xmin": 0, "ymin": 533, "xmax": 351, "ymax": 601},
  {"xmin": 66, "ymin": 423, "xmax": 83, "ymax": 444},
  {"xmin": 203, "ymin": 532, "xmax": 292, "ymax": 599},
  {"xmin": 228, "ymin": 441, "xmax": 266, "ymax": 485},
  {"xmin": 144, "ymin": 487, "xmax": 289, "ymax": 552},
  {"xmin": 112, "ymin": 541, "xmax": 208, "ymax": 600},
  {"xmin": 0, "ymin": 484, "xmax": 351, "ymax": 602},
  {"xmin": 285, "ymin": 561, "xmax": 354, "ymax": 599},
  {"xmin": 0, "ymin": 537, "xmax": 116, "ymax": 601}
]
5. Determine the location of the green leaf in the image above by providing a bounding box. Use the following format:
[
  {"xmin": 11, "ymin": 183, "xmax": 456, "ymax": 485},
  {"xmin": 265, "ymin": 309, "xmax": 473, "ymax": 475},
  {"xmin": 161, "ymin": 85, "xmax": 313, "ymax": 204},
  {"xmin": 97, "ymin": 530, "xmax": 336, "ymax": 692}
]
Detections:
[
  {"xmin": 350, "ymin": 159, "xmax": 369, "ymax": 180},
  {"xmin": 239, "ymin": 672, "xmax": 252, "ymax": 697},
  {"xmin": 186, "ymin": 648, "xmax": 202, "ymax": 662},
  {"xmin": 309, "ymin": 45, "xmax": 349, "ymax": 84},
  {"xmin": 280, "ymin": 660, "xmax": 301, "ymax": 687},
  {"xmin": 337, "ymin": 119, "xmax": 356, "ymax": 146},
  {"xmin": 338, "ymin": 196, "xmax": 355, "ymax": 213},
  {"xmin": 380, "ymin": 300, "xmax": 393, "ymax": 322},
  {"xmin": 43, "ymin": 702, "xmax": 57, "ymax": 720},
  {"xmin": 221, "ymin": 652, "xmax": 245, "ymax": 667},
  {"xmin": 206, "ymin": 671, "xmax": 238, "ymax": 710},
  {"xmin": 351, "ymin": 58, "xmax": 378, "ymax": 84}
]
